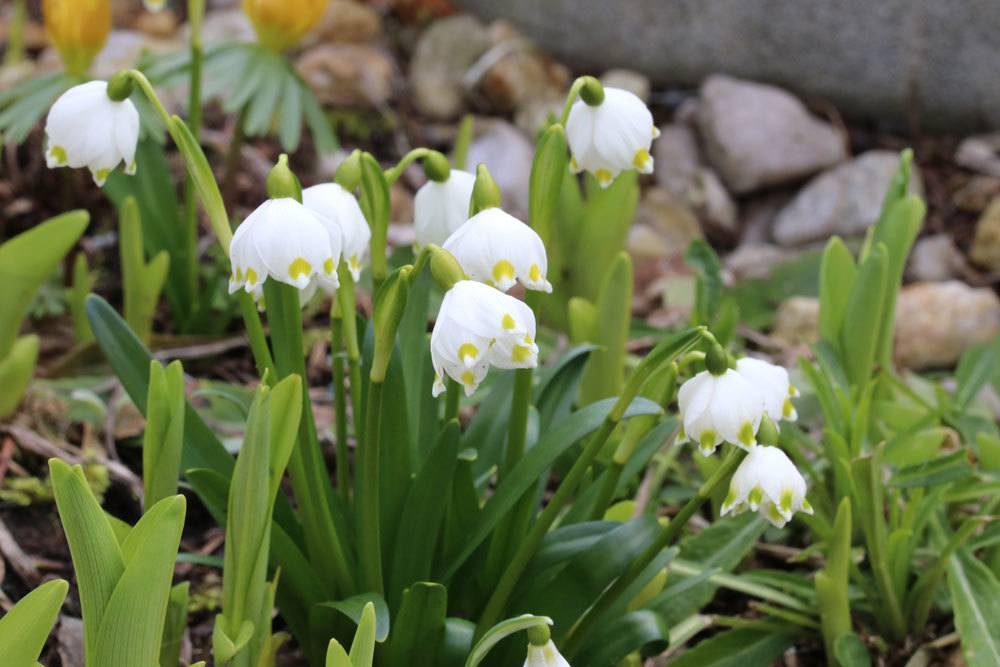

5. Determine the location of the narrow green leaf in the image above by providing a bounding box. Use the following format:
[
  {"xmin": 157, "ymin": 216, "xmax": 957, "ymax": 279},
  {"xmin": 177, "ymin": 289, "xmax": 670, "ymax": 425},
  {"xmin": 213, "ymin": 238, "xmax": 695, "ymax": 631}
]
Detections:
[
  {"xmin": 666, "ymin": 627, "xmax": 798, "ymax": 667},
  {"xmin": 326, "ymin": 639, "xmax": 352, "ymax": 667},
  {"xmin": 166, "ymin": 116, "xmax": 232, "ymax": 251},
  {"xmin": 314, "ymin": 594, "xmax": 390, "ymax": 643},
  {"xmin": 0, "ymin": 578, "xmax": 68, "ymax": 665},
  {"xmin": 440, "ymin": 618, "xmax": 475, "ymax": 667},
  {"xmin": 840, "ymin": 243, "xmax": 887, "ymax": 386},
  {"xmin": 349, "ymin": 602, "xmax": 377, "ymax": 667},
  {"xmin": 359, "ymin": 153, "xmax": 390, "ymax": 282},
  {"xmin": 891, "ymin": 450, "xmax": 973, "ymax": 488},
  {"xmin": 0, "ymin": 334, "xmax": 39, "ymax": 419},
  {"xmin": 528, "ymin": 123, "xmax": 568, "ymax": 248},
  {"xmin": 948, "ymin": 550, "xmax": 1000, "ymax": 667},
  {"xmin": 685, "ymin": 239, "xmax": 723, "ymax": 326},
  {"xmin": 160, "ymin": 582, "xmax": 190, "ymax": 667},
  {"xmin": 579, "ymin": 252, "xmax": 633, "ymax": 405},
  {"xmin": 387, "ymin": 583, "xmax": 448, "ymax": 666},
  {"xmin": 575, "ymin": 609, "xmax": 669, "ymax": 665},
  {"xmin": 464, "ymin": 614, "xmax": 551, "ymax": 667},
  {"xmin": 143, "ymin": 360, "xmax": 186, "ymax": 509},
  {"xmin": 818, "ymin": 236, "xmax": 856, "ymax": 349}
]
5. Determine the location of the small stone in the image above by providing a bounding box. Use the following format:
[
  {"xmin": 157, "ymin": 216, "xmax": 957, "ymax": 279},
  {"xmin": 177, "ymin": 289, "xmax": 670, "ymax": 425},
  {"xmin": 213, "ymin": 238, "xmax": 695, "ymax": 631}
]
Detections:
[
  {"xmin": 739, "ymin": 191, "xmax": 795, "ymax": 244},
  {"xmin": 466, "ymin": 120, "xmax": 534, "ymax": 217},
  {"xmin": 773, "ymin": 296, "xmax": 820, "ymax": 346},
  {"xmin": 627, "ymin": 224, "xmax": 671, "ymax": 262},
  {"xmin": 952, "ymin": 175, "xmax": 1000, "ymax": 213},
  {"xmin": 409, "ymin": 15, "xmax": 492, "ymax": 120},
  {"xmin": 135, "ymin": 10, "xmax": 180, "ymax": 38},
  {"xmin": 390, "ymin": 181, "xmax": 414, "ymax": 225},
  {"xmin": 970, "ymin": 197, "xmax": 1000, "ymax": 272},
  {"xmin": 601, "ymin": 68, "xmax": 651, "ymax": 102},
  {"xmin": 955, "ymin": 134, "xmax": 1000, "ymax": 178},
  {"xmin": 773, "ymin": 151, "xmax": 922, "ymax": 247},
  {"xmin": 631, "ymin": 187, "xmax": 703, "ymax": 259},
  {"xmin": 697, "ymin": 75, "xmax": 847, "ymax": 194},
  {"xmin": 195, "ymin": 8, "xmax": 255, "ymax": 44},
  {"xmin": 655, "ymin": 124, "xmax": 738, "ymax": 235},
  {"xmin": 907, "ymin": 234, "xmax": 965, "ymax": 282},
  {"xmin": 304, "ymin": 0, "xmax": 382, "ymax": 45},
  {"xmin": 725, "ymin": 243, "xmax": 794, "ymax": 281},
  {"xmin": 514, "ymin": 97, "xmax": 563, "ymax": 137},
  {"xmin": 88, "ymin": 30, "xmax": 182, "ymax": 79},
  {"xmin": 895, "ymin": 281, "xmax": 1000, "ymax": 369},
  {"xmin": 477, "ymin": 47, "xmax": 569, "ymax": 115},
  {"xmin": 296, "ymin": 44, "xmax": 396, "ymax": 108}
]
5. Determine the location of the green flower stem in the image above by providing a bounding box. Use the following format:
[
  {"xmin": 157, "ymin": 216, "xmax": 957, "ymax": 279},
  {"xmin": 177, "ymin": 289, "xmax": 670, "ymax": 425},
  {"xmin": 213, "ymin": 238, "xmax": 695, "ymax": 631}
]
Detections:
[
  {"xmin": 562, "ymin": 446, "xmax": 746, "ymax": 658},
  {"xmin": 359, "ymin": 377, "xmax": 385, "ymax": 594},
  {"xmin": 264, "ymin": 280, "xmax": 355, "ymax": 596},
  {"xmin": 558, "ymin": 77, "xmax": 589, "ymax": 126},
  {"xmin": 222, "ymin": 110, "xmax": 248, "ymax": 203},
  {"xmin": 337, "ymin": 268, "xmax": 364, "ymax": 442},
  {"xmin": 384, "ymin": 148, "xmax": 431, "ymax": 185},
  {"xmin": 238, "ymin": 293, "xmax": 276, "ymax": 380},
  {"xmin": 331, "ymin": 303, "xmax": 351, "ymax": 502},
  {"xmin": 474, "ymin": 329, "xmax": 706, "ymax": 640},
  {"xmin": 3, "ymin": 0, "xmax": 25, "ymax": 66},
  {"xmin": 126, "ymin": 69, "xmax": 171, "ymax": 126},
  {"xmin": 445, "ymin": 379, "xmax": 461, "ymax": 423},
  {"xmin": 482, "ymin": 367, "xmax": 535, "ymax": 585},
  {"xmin": 181, "ymin": 0, "xmax": 206, "ymax": 323}
]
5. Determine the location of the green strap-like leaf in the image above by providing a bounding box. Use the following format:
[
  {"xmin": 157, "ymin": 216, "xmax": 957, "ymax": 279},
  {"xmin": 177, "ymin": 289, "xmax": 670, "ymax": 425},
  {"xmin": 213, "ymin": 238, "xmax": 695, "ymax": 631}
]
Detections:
[
  {"xmin": 143, "ymin": 359, "xmax": 186, "ymax": 509},
  {"xmin": 325, "ymin": 639, "xmax": 352, "ymax": 667},
  {"xmin": 387, "ymin": 583, "xmax": 448, "ymax": 666},
  {"xmin": 0, "ymin": 578, "xmax": 68, "ymax": 666},
  {"xmin": 0, "ymin": 334, "xmax": 39, "ymax": 419},
  {"xmin": 948, "ymin": 550, "xmax": 1000, "ymax": 666},
  {"xmin": 579, "ymin": 252, "xmax": 633, "ymax": 405},
  {"xmin": 667, "ymin": 627, "xmax": 799, "ymax": 667},
  {"xmin": 349, "ymin": 602, "xmax": 378, "ymax": 667}
]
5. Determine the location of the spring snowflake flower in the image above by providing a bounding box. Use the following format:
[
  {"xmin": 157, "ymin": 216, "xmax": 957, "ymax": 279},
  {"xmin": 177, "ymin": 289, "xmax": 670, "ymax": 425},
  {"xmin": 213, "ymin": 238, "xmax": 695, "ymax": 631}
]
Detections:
[
  {"xmin": 44, "ymin": 81, "xmax": 140, "ymax": 187},
  {"xmin": 721, "ymin": 445, "xmax": 814, "ymax": 528},
  {"xmin": 442, "ymin": 207, "xmax": 552, "ymax": 293},
  {"xmin": 524, "ymin": 640, "xmax": 571, "ymax": 667},
  {"xmin": 228, "ymin": 198, "xmax": 340, "ymax": 298},
  {"xmin": 735, "ymin": 357, "xmax": 799, "ymax": 422},
  {"xmin": 414, "ymin": 169, "xmax": 476, "ymax": 248},
  {"xmin": 565, "ymin": 87, "xmax": 658, "ymax": 188},
  {"xmin": 678, "ymin": 368, "xmax": 765, "ymax": 455},
  {"xmin": 430, "ymin": 281, "xmax": 538, "ymax": 396},
  {"xmin": 302, "ymin": 183, "xmax": 371, "ymax": 282}
]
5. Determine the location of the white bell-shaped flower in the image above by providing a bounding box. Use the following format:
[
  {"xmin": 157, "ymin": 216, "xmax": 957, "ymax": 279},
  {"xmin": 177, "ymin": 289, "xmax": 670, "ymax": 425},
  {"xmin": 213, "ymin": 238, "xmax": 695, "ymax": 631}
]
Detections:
[
  {"xmin": 678, "ymin": 369, "xmax": 765, "ymax": 455},
  {"xmin": 565, "ymin": 87, "xmax": 658, "ymax": 188},
  {"xmin": 302, "ymin": 183, "xmax": 371, "ymax": 282},
  {"xmin": 430, "ymin": 280, "xmax": 538, "ymax": 397},
  {"xmin": 721, "ymin": 445, "xmax": 814, "ymax": 528},
  {"xmin": 414, "ymin": 169, "xmax": 476, "ymax": 247},
  {"xmin": 524, "ymin": 640, "xmax": 571, "ymax": 667},
  {"xmin": 735, "ymin": 357, "xmax": 799, "ymax": 422},
  {"xmin": 442, "ymin": 207, "xmax": 552, "ymax": 293},
  {"xmin": 228, "ymin": 198, "xmax": 340, "ymax": 297},
  {"xmin": 44, "ymin": 80, "xmax": 140, "ymax": 187}
]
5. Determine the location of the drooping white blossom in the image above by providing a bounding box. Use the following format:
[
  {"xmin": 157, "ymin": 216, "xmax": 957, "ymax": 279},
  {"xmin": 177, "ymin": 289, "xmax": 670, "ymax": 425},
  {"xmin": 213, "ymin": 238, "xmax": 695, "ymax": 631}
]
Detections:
[
  {"xmin": 414, "ymin": 169, "xmax": 476, "ymax": 247},
  {"xmin": 721, "ymin": 445, "xmax": 814, "ymax": 528},
  {"xmin": 44, "ymin": 80, "xmax": 140, "ymax": 186},
  {"xmin": 302, "ymin": 183, "xmax": 371, "ymax": 282},
  {"xmin": 442, "ymin": 207, "xmax": 552, "ymax": 293},
  {"xmin": 524, "ymin": 640, "xmax": 571, "ymax": 667},
  {"xmin": 430, "ymin": 280, "xmax": 538, "ymax": 396},
  {"xmin": 735, "ymin": 357, "xmax": 799, "ymax": 422},
  {"xmin": 678, "ymin": 369, "xmax": 765, "ymax": 455},
  {"xmin": 228, "ymin": 198, "xmax": 340, "ymax": 299},
  {"xmin": 565, "ymin": 87, "xmax": 658, "ymax": 188}
]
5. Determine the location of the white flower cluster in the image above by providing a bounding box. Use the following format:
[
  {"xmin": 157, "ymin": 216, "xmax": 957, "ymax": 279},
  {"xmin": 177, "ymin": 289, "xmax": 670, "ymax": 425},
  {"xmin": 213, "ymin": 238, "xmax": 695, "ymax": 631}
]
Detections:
[{"xmin": 678, "ymin": 355, "xmax": 812, "ymax": 528}]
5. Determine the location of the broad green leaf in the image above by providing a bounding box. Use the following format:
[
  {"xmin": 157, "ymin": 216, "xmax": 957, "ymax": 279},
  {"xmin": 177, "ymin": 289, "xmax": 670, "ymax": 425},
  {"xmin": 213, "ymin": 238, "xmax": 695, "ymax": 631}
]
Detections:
[
  {"xmin": 870, "ymin": 196, "xmax": 924, "ymax": 365},
  {"xmin": 0, "ymin": 578, "xmax": 68, "ymax": 665},
  {"xmin": 440, "ymin": 618, "xmax": 475, "ymax": 667},
  {"xmin": 528, "ymin": 123, "xmax": 568, "ymax": 248},
  {"xmin": 160, "ymin": 582, "xmax": 190, "ymax": 667},
  {"xmin": 464, "ymin": 614, "xmax": 551, "ymax": 667},
  {"xmin": 143, "ymin": 360, "xmax": 186, "ymax": 509},
  {"xmin": 567, "ymin": 296, "xmax": 596, "ymax": 345},
  {"xmin": 816, "ymin": 499, "xmax": 852, "ymax": 664},
  {"xmin": 534, "ymin": 344, "xmax": 597, "ymax": 431},
  {"xmin": 818, "ymin": 236, "xmax": 856, "ymax": 349},
  {"xmin": 840, "ymin": 243, "xmax": 887, "ymax": 386},
  {"xmin": 0, "ymin": 210, "xmax": 88, "ymax": 357},
  {"xmin": 575, "ymin": 609, "xmax": 669, "ymax": 665},
  {"xmin": 437, "ymin": 396, "xmax": 662, "ymax": 580},
  {"xmin": 948, "ymin": 550, "xmax": 1000, "ymax": 667},
  {"xmin": 166, "ymin": 115, "xmax": 232, "ymax": 252},
  {"xmin": 49, "ymin": 459, "xmax": 124, "ymax": 662},
  {"xmin": 349, "ymin": 602, "xmax": 377, "ymax": 667},
  {"xmin": 955, "ymin": 338, "xmax": 1000, "ymax": 411},
  {"xmin": 572, "ymin": 171, "xmax": 639, "ymax": 300},
  {"xmin": 0, "ymin": 334, "xmax": 38, "ymax": 419},
  {"xmin": 667, "ymin": 628, "xmax": 798, "ymax": 667},
  {"xmin": 387, "ymin": 583, "xmax": 447, "ymax": 666},
  {"xmin": 314, "ymin": 594, "xmax": 390, "ymax": 643},
  {"xmin": 579, "ymin": 252, "xmax": 633, "ymax": 405},
  {"xmin": 388, "ymin": 422, "xmax": 460, "ymax": 600},
  {"xmin": 92, "ymin": 495, "xmax": 186, "ymax": 667},
  {"xmin": 118, "ymin": 196, "xmax": 169, "ymax": 344},
  {"xmin": 326, "ymin": 639, "xmax": 352, "ymax": 667}
]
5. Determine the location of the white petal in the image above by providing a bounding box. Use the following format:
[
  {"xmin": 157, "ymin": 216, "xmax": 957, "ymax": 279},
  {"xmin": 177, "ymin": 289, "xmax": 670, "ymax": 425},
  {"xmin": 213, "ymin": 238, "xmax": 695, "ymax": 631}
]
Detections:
[
  {"xmin": 414, "ymin": 170, "xmax": 476, "ymax": 247},
  {"xmin": 302, "ymin": 182, "xmax": 370, "ymax": 278}
]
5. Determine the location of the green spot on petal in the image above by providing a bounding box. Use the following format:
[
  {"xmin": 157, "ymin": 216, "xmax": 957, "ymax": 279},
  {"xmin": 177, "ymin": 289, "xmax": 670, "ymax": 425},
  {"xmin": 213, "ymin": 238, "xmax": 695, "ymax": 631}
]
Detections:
[{"xmin": 738, "ymin": 421, "xmax": 756, "ymax": 446}]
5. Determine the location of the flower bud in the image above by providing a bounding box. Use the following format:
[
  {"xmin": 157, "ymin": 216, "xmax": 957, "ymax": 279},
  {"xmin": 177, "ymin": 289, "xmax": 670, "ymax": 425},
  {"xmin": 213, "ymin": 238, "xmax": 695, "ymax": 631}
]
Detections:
[
  {"xmin": 44, "ymin": 0, "xmax": 111, "ymax": 75},
  {"xmin": 266, "ymin": 154, "xmax": 303, "ymax": 202},
  {"xmin": 423, "ymin": 150, "xmax": 451, "ymax": 183},
  {"xmin": 469, "ymin": 164, "xmax": 502, "ymax": 216},
  {"xmin": 243, "ymin": 0, "xmax": 326, "ymax": 51}
]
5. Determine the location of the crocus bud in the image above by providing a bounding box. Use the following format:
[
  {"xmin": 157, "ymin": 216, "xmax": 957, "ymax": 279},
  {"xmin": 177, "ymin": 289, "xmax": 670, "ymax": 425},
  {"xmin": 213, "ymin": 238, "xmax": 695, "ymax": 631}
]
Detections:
[
  {"xmin": 243, "ymin": 0, "xmax": 326, "ymax": 51},
  {"xmin": 45, "ymin": 80, "xmax": 140, "ymax": 186},
  {"xmin": 469, "ymin": 164, "xmax": 502, "ymax": 216},
  {"xmin": 43, "ymin": 0, "xmax": 111, "ymax": 75},
  {"xmin": 371, "ymin": 266, "xmax": 412, "ymax": 383},
  {"xmin": 721, "ymin": 445, "xmax": 814, "ymax": 528},
  {"xmin": 566, "ymin": 84, "xmax": 658, "ymax": 188}
]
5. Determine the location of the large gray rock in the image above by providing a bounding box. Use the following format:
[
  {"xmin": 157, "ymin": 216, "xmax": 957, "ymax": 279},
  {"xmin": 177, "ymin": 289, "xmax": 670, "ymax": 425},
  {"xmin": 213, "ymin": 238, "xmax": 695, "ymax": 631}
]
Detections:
[
  {"xmin": 409, "ymin": 15, "xmax": 492, "ymax": 120},
  {"xmin": 697, "ymin": 75, "xmax": 846, "ymax": 194},
  {"xmin": 773, "ymin": 151, "xmax": 921, "ymax": 247},
  {"xmin": 457, "ymin": 0, "xmax": 1000, "ymax": 131}
]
